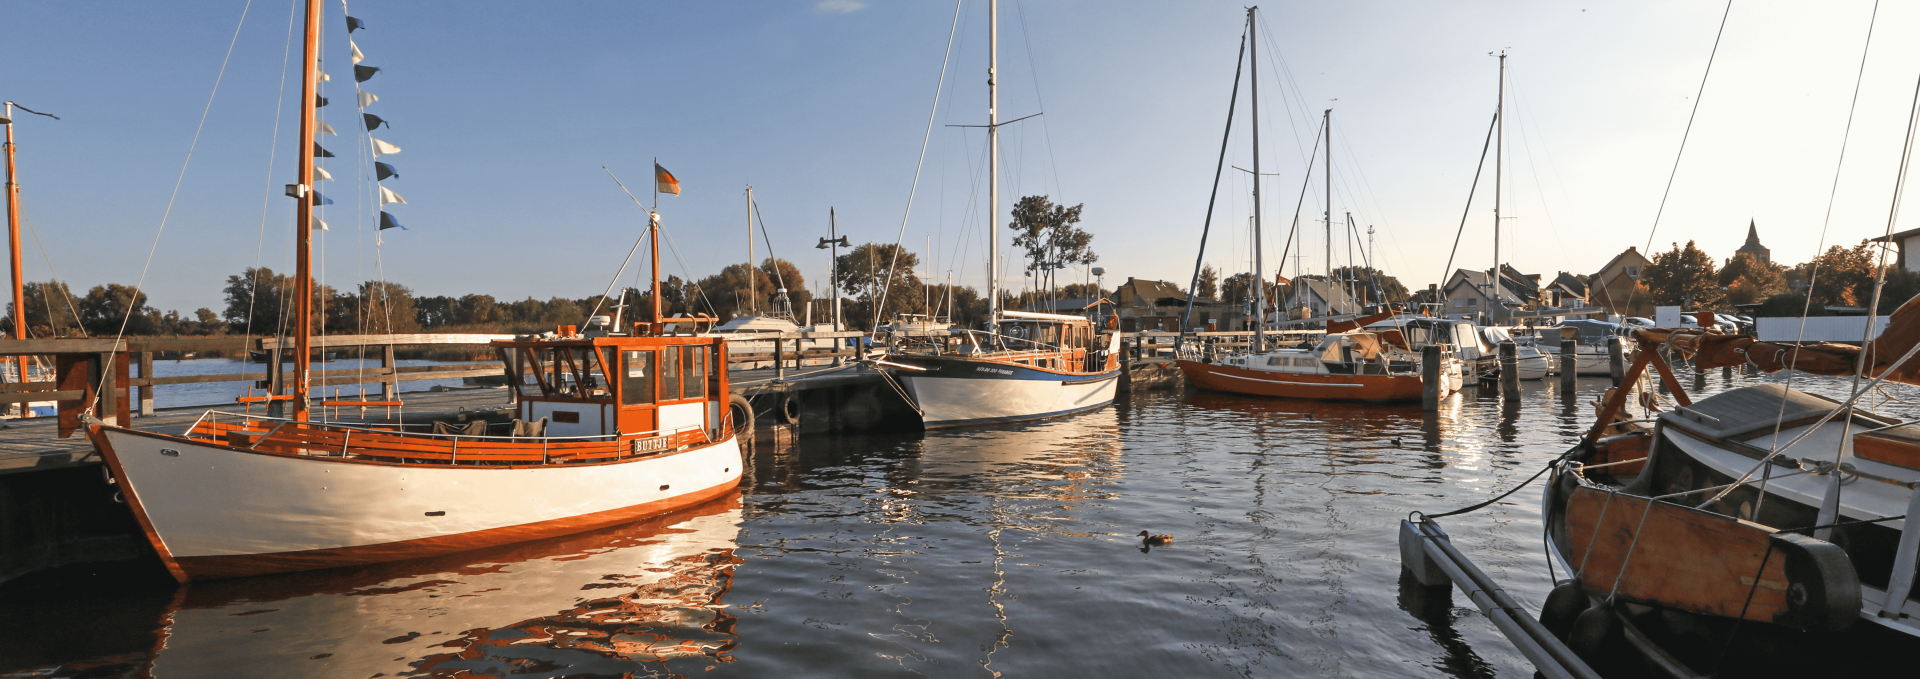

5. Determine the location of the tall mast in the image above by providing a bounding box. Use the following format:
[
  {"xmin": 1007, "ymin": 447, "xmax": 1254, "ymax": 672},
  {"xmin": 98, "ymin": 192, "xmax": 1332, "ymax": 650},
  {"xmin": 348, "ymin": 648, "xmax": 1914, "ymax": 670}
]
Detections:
[
  {"xmin": 1323, "ymin": 109, "xmax": 1332, "ymax": 314},
  {"xmin": 986, "ymin": 0, "xmax": 1000, "ymax": 324},
  {"xmin": 3, "ymin": 104, "xmax": 28, "ymax": 384},
  {"xmin": 1493, "ymin": 51, "xmax": 1506, "ymax": 307},
  {"xmin": 1248, "ymin": 7, "xmax": 1265, "ymax": 351},
  {"xmin": 746, "ymin": 185, "xmax": 756, "ymax": 314},
  {"xmin": 291, "ymin": 0, "xmax": 321, "ymax": 422}
]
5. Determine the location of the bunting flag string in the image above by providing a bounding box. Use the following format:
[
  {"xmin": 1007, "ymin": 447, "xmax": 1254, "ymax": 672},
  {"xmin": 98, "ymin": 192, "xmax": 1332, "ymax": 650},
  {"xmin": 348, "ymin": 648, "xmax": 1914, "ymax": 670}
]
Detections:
[
  {"xmin": 344, "ymin": 2, "xmax": 411, "ymax": 233},
  {"xmin": 314, "ymin": 166, "xmax": 333, "ymax": 181},
  {"xmin": 313, "ymin": 143, "xmax": 334, "ymax": 158},
  {"xmin": 313, "ymin": 216, "xmax": 330, "ymax": 231},
  {"xmin": 316, "ymin": 95, "xmax": 329, "ymax": 107},
  {"xmin": 316, "ymin": 120, "xmax": 336, "ymax": 135},
  {"xmin": 317, "ymin": 71, "xmax": 331, "ymax": 82},
  {"xmin": 312, "ymin": 191, "xmax": 335, "ymax": 206}
]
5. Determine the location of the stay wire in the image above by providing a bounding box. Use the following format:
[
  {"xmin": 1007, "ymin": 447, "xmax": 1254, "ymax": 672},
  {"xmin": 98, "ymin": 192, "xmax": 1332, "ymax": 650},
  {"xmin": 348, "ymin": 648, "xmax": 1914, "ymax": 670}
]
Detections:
[
  {"xmin": 1438, "ymin": 111, "xmax": 1500, "ymax": 291},
  {"xmin": 871, "ymin": 0, "xmax": 961, "ymax": 333},
  {"xmin": 1624, "ymin": 0, "xmax": 1731, "ymax": 316},
  {"xmin": 96, "ymin": 0, "xmax": 255, "ymax": 414},
  {"xmin": 1181, "ymin": 20, "xmax": 1250, "ymax": 335}
]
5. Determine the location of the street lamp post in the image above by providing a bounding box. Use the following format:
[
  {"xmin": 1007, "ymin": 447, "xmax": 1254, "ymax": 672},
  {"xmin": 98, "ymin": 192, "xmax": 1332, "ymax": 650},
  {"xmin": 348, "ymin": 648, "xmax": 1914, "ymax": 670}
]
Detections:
[{"xmin": 816, "ymin": 210, "xmax": 850, "ymax": 366}]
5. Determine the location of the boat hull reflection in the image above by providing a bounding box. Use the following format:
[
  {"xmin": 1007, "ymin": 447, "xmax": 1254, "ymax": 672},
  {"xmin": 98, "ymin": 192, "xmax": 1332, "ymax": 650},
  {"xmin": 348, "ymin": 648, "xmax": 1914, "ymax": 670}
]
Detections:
[{"xmin": 149, "ymin": 494, "xmax": 746, "ymax": 678}]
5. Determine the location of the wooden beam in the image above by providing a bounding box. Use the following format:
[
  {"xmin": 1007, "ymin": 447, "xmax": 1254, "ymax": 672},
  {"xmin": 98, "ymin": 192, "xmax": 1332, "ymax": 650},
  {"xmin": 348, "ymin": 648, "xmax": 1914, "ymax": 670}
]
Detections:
[
  {"xmin": 258, "ymin": 333, "xmax": 515, "ymax": 349},
  {"xmin": 0, "ymin": 339, "xmax": 126, "ymax": 354},
  {"xmin": 0, "ymin": 390, "xmax": 83, "ymax": 404}
]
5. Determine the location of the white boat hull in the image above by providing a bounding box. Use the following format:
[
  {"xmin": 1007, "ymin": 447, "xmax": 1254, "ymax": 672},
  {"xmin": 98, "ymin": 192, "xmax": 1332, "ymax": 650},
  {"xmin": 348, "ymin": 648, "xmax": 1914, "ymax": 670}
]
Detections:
[
  {"xmin": 889, "ymin": 356, "xmax": 1119, "ymax": 428},
  {"xmin": 95, "ymin": 425, "xmax": 743, "ymax": 581}
]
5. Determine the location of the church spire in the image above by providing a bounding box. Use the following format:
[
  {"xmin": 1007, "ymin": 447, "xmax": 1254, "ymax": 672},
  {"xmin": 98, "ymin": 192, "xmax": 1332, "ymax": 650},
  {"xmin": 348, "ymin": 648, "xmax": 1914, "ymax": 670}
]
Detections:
[{"xmin": 1745, "ymin": 218, "xmax": 1760, "ymax": 246}]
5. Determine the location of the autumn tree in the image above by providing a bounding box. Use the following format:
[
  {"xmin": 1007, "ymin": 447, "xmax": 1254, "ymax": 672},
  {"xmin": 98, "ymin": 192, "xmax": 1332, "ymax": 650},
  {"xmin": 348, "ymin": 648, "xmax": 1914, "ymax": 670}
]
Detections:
[
  {"xmin": 834, "ymin": 243, "xmax": 923, "ymax": 330},
  {"xmin": 1642, "ymin": 240, "xmax": 1722, "ymax": 309},
  {"xmin": 1009, "ymin": 195, "xmax": 1096, "ymax": 293},
  {"xmin": 3, "ymin": 281, "xmax": 84, "ymax": 337},
  {"xmin": 1197, "ymin": 265, "xmax": 1220, "ymax": 300},
  {"xmin": 1718, "ymin": 252, "xmax": 1786, "ymax": 307},
  {"xmin": 1330, "ymin": 266, "xmax": 1409, "ymax": 305}
]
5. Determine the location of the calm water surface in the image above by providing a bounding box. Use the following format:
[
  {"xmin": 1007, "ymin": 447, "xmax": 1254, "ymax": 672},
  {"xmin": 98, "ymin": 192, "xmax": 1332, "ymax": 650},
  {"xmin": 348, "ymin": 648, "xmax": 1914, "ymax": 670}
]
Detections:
[{"xmin": 5, "ymin": 368, "xmax": 1917, "ymax": 678}]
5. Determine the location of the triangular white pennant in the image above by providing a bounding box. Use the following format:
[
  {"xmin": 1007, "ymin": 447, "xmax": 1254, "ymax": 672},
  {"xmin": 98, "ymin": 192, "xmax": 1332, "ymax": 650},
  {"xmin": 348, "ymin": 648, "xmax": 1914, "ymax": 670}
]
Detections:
[
  {"xmin": 313, "ymin": 216, "xmax": 329, "ymax": 231},
  {"xmin": 316, "ymin": 120, "xmax": 336, "ymax": 135},
  {"xmin": 379, "ymin": 185, "xmax": 407, "ymax": 206},
  {"xmin": 370, "ymin": 138, "xmax": 401, "ymax": 157},
  {"xmin": 313, "ymin": 166, "xmax": 333, "ymax": 181},
  {"xmin": 317, "ymin": 71, "xmax": 331, "ymax": 82},
  {"xmin": 350, "ymin": 40, "xmax": 364, "ymax": 64},
  {"xmin": 356, "ymin": 89, "xmax": 377, "ymax": 109}
]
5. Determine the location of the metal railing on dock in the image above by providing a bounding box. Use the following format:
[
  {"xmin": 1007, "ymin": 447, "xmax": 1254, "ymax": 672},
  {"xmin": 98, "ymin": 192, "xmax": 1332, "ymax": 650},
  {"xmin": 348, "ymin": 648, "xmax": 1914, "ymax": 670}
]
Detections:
[{"xmin": 1399, "ymin": 518, "xmax": 1601, "ymax": 679}]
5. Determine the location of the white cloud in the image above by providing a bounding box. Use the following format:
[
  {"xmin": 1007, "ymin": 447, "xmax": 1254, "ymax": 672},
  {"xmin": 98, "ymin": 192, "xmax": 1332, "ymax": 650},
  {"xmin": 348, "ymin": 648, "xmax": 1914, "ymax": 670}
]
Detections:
[{"xmin": 814, "ymin": 0, "xmax": 865, "ymax": 14}]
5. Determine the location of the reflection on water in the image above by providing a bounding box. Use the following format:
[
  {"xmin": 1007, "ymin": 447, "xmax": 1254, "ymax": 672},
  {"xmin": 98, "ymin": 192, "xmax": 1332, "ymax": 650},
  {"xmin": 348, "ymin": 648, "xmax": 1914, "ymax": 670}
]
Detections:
[{"xmin": 7, "ymin": 366, "xmax": 1920, "ymax": 678}]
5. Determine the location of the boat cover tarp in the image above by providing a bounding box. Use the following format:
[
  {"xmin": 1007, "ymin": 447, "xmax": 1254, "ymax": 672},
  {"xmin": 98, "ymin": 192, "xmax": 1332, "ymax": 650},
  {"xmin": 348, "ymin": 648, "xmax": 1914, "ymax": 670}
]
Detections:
[{"xmin": 1664, "ymin": 294, "xmax": 1920, "ymax": 386}]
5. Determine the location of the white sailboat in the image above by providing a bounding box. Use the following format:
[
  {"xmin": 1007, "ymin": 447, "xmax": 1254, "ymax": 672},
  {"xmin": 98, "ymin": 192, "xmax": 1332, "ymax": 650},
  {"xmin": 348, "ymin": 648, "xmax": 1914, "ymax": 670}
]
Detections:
[{"xmin": 887, "ymin": 0, "xmax": 1120, "ymax": 428}]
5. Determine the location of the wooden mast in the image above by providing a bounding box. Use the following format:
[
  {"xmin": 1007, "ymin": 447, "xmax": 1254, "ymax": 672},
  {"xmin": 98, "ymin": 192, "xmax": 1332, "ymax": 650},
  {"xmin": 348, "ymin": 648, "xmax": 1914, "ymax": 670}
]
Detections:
[
  {"xmin": 1493, "ymin": 51, "xmax": 1505, "ymax": 310},
  {"xmin": 292, "ymin": 0, "xmax": 321, "ymax": 421},
  {"xmin": 3, "ymin": 103, "xmax": 29, "ymax": 385}
]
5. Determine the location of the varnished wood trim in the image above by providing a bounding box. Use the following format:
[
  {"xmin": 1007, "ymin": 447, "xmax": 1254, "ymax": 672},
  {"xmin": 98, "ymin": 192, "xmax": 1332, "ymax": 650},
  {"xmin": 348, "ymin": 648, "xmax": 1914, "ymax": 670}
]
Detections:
[{"xmin": 88, "ymin": 424, "xmax": 191, "ymax": 584}]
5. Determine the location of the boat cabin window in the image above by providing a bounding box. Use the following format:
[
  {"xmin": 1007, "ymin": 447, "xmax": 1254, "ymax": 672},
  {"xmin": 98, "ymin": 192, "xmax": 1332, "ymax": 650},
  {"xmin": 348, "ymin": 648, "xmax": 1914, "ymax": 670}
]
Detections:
[
  {"xmin": 505, "ymin": 345, "xmax": 611, "ymax": 400},
  {"xmin": 1293, "ymin": 357, "xmax": 1317, "ymax": 367},
  {"xmin": 622, "ymin": 350, "xmax": 655, "ymax": 406},
  {"xmin": 684, "ymin": 345, "xmax": 708, "ymax": 399},
  {"xmin": 1267, "ymin": 356, "xmax": 1286, "ymax": 366},
  {"xmin": 662, "ymin": 346, "xmax": 683, "ymax": 401}
]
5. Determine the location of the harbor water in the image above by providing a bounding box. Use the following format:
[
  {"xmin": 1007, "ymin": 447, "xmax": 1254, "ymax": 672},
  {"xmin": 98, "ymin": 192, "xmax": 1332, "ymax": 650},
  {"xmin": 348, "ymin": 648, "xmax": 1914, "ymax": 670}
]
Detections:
[{"xmin": 4, "ymin": 368, "xmax": 1916, "ymax": 678}]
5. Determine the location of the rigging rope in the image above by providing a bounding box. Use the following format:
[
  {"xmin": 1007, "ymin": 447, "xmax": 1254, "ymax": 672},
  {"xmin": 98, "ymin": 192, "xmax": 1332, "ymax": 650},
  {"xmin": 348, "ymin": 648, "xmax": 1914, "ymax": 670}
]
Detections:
[
  {"xmin": 870, "ymin": 0, "xmax": 961, "ymax": 333},
  {"xmin": 92, "ymin": 0, "xmax": 255, "ymax": 416},
  {"xmin": 1438, "ymin": 111, "xmax": 1500, "ymax": 293},
  {"xmin": 1180, "ymin": 21, "xmax": 1250, "ymax": 335}
]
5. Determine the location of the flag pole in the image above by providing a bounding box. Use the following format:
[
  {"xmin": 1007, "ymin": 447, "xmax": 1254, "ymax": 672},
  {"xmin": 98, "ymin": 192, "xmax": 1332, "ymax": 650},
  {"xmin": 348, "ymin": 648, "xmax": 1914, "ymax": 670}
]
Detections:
[{"xmin": 650, "ymin": 158, "xmax": 661, "ymax": 326}]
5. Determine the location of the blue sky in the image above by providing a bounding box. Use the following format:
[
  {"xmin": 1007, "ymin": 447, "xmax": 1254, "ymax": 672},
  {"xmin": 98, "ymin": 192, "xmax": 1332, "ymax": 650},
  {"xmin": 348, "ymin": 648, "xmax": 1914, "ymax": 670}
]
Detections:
[{"xmin": 6, "ymin": 1, "xmax": 1920, "ymax": 316}]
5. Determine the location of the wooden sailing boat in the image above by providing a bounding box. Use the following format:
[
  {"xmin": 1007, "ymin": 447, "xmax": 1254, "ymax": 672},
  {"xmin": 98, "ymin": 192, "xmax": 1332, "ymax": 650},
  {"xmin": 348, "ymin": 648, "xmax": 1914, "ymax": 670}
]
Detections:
[
  {"xmin": 1176, "ymin": 8, "xmax": 1460, "ymax": 403},
  {"xmin": 886, "ymin": 0, "xmax": 1121, "ymax": 428},
  {"xmin": 80, "ymin": 0, "xmax": 741, "ymax": 582},
  {"xmin": 1536, "ymin": 309, "xmax": 1920, "ymax": 673}
]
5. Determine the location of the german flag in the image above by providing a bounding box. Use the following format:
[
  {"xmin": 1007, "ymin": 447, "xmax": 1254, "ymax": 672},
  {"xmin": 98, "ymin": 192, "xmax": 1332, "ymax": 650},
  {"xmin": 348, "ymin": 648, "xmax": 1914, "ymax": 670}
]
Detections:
[{"xmin": 655, "ymin": 163, "xmax": 681, "ymax": 195}]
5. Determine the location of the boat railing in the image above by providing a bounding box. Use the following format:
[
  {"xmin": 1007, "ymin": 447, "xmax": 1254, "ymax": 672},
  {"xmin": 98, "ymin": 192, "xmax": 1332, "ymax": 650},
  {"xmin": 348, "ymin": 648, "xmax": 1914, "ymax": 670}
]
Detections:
[{"xmin": 194, "ymin": 409, "xmax": 691, "ymax": 443}]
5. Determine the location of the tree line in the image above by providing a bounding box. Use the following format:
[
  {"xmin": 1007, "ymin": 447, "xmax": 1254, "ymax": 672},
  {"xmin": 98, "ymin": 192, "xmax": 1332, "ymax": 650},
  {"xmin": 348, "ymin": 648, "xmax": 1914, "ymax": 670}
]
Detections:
[
  {"xmin": 1636, "ymin": 239, "xmax": 1920, "ymax": 316},
  {"xmin": 3, "ymin": 194, "xmax": 1100, "ymax": 337}
]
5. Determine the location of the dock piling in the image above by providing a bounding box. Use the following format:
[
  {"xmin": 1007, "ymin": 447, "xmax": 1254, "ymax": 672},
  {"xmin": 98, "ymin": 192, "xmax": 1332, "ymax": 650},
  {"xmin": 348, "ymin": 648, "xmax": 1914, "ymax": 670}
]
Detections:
[
  {"xmin": 1558, "ymin": 339, "xmax": 1576, "ymax": 391},
  {"xmin": 1498, "ymin": 341, "xmax": 1519, "ymax": 400},
  {"xmin": 1422, "ymin": 345, "xmax": 1441, "ymax": 412},
  {"xmin": 137, "ymin": 352, "xmax": 154, "ymax": 417},
  {"xmin": 1607, "ymin": 337, "xmax": 1625, "ymax": 386}
]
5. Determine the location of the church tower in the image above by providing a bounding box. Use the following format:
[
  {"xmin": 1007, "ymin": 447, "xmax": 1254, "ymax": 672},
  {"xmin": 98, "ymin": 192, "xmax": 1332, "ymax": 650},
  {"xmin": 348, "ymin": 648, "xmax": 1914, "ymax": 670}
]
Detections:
[{"xmin": 1736, "ymin": 219, "xmax": 1770, "ymax": 265}]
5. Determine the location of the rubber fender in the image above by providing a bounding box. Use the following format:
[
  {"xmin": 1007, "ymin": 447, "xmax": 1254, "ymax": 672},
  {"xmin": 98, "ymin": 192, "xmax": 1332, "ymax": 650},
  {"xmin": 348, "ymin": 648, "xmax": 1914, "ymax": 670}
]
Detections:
[
  {"xmin": 727, "ymin": 394, "xmax": 753, "ymax": 434},
  {"xmin": 779, "ymin": 392, "xmax": 801, "ymax": 425},
  {"xmin": 1567, "ymin": 605, "xmax": 1619, "ymax": 661},
  {"xmin": 1539, "ymin": 581, "xmax": 1589, "ymax": 640},
  {"xmin": 1771, "ymin": 531, "xmax": 1861, "ymax": 633}
]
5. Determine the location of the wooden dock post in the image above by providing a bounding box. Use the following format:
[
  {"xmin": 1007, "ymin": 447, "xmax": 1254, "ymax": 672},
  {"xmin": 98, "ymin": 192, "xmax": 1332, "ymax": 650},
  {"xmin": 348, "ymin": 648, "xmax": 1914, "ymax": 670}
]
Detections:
[
  {"xmin": 137, "ymin": 351, "xmax": 154, "ymax": 416},
  {"xmin": 1722, "ymin": 364, "xmax": 1732, "ymax": 379},
  {"xmin": 267, "ymin": 347, "xmax": 285, "ymax": 418},
  {"xmin": 1559, "ymin": 339, "xmax": 1577, "ymax": 392},
  {"xmin": 774, "ymin": 338, "xmax": 785, "ymax": 379},
  {"xmin": 1498, "ymin": 341, "xmax": 1520, "ymax": 400},
  {"xmin": 1607, "ymin": 337, "xmax": 1625, "ymax": 386},
  {"xmin": 98, "ymin": 353, "xmax": 117, "ymax": 426},
  {"xmin": 381, "ymin": 344, "xmax": 397, "ymax": 401},
  {"xmin": 1422, "ymin": 345, "xmax": 1441, "ymax": 412}
]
